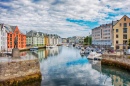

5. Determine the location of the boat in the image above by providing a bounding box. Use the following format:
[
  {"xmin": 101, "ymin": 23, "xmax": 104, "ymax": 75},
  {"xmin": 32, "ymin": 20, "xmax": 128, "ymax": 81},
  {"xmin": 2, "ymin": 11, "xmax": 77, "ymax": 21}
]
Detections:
[
  {"xmin": 87, "ymin": 51, "xmax": 102, "ymax": 60},
  {"xmin": 85, "ymin": 48, "xmax": 95, "ymax": 54},
  {"xmin": 30, "ymin": 47, "xmax": 38, "ymax": 51},
  {"xmin": 46, "ymin": 45, "xmax": 56, "ymax": 48},
  {"xmin": 80, "ymin": 49, "xmax": 85, "ymax": 54}
]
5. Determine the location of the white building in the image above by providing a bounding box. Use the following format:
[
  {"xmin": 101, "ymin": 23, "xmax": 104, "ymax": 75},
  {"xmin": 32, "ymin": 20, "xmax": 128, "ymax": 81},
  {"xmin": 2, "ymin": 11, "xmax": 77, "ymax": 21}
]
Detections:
[
  {"xmin": 92, "ymin": 23, "xmax": 112, "ymax": 48},
  {"xmin": 0, "ymin": 24, "xmax": 9, "ymax": 52},
  {"xmin": 26, "ymin": 30, "xmax": 45, "ymax": 47}
]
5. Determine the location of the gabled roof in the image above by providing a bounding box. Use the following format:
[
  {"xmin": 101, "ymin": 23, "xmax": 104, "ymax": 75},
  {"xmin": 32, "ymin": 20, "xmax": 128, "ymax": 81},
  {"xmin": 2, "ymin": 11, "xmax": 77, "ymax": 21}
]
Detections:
[
  {"xmin": 113, "ymin": 15, "xmax": 130, "ymax": 27},
  {"xmin": 26, "ymin": 30, "xmax": 37, "ymax": 37},
  {"xmin": 10, "ymin": 26, "xmax": 16, "ymax": 32},
  {"xmin": 112, "ymin": 20, "xmax": 119, "ymax": 26}
]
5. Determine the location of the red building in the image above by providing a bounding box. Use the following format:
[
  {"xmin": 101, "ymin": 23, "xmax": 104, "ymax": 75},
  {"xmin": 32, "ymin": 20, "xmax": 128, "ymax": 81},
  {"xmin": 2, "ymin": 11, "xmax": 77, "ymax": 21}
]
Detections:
[{"xmin": 7, "ymin": 26, "xmax": 26, "ymax": 51}]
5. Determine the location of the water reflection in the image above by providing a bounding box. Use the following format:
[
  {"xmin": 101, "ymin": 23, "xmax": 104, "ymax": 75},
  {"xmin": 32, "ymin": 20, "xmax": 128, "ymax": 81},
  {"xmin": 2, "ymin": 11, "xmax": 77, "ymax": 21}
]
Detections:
[
  {"xmin": 101, "ymin": 65, "xmax": 130, "ymax": 86},
  {"xmin": 20, "ymin": 46, "xmax": 130, "ymax": 86}
]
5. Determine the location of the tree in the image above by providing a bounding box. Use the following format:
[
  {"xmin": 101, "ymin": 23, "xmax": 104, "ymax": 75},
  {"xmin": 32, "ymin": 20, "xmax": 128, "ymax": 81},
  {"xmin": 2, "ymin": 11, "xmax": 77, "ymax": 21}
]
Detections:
[{"xmin": 84, "ymin": 36, "xmax": 92, "ymax": 45}]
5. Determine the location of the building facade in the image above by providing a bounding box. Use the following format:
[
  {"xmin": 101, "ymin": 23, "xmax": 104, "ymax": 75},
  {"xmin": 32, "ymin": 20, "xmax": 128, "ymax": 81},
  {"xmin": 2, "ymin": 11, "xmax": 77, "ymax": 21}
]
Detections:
[
  {"xmin": 92, "ymin": 23, "xmax": 112, "ymax": 48},
  {"xmin": 0, "ymin": 24, "xmax": 8, "ymax": 52},
  {"xmin": 26, "ymin": 30, "xmax": 45, "ymax": 47},
  {"xmin": 44, "ymin": 34, "xmax": 49, "ymax": 46},
  {"xmin": 7, "ymin": 26, "xmax": 26, "ymax": 51},
  {"xmin": 26, "ymin": 30, "xmax": 61, "ymax": 47},
  {"xmin": 113, "ymin": 15, "xmax": 130, "ymax": 50}
]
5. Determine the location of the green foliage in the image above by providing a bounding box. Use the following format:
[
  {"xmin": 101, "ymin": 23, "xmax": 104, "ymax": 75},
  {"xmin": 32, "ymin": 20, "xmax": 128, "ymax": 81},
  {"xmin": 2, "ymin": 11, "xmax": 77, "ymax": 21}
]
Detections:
[{"xmin": 84, "ymin": 36, "xmax": 92, "ymax": 45}]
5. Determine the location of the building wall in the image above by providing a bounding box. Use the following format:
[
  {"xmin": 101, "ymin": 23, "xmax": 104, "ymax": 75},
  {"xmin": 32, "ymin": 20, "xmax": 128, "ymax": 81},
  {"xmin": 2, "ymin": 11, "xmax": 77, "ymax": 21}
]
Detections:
[
  {"xmin": 0, "ymin": 25, "xmax": 7, "ymax": 52},
  {"xmin": 113, "ymin": 15, "xmax": 130, "ymax": 50},
  {"xmin": 92, "ymin": 24, "xmax": 112, "ymax": 47},
  {"xmin": 45, "ymin": 36, "xmax": 49, "ymax": 46},
  {"xmin": 7, "ymin": 26, "xmax": 26, "ymax": 51}
]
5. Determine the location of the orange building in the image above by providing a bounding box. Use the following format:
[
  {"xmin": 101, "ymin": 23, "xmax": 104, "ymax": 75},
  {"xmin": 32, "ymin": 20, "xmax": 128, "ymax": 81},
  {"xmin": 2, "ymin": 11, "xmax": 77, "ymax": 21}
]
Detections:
[{"xmin": 7, "ymin": 26, "xmax": 26, "ymax": 51}]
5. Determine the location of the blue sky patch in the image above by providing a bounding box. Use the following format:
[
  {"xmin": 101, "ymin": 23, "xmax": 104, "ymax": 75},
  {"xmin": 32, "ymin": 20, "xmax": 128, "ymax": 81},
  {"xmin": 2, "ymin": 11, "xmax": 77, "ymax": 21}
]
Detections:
[{"xmin": 66, "ymin": 18, "xmax": 99, "ymax": 29}]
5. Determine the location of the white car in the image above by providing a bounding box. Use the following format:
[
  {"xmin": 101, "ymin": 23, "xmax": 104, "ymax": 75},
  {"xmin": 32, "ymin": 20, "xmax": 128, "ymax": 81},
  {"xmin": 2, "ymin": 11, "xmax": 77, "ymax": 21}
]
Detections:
[{"xmin": 124, "ymin": 49, "xmax": 130, "ymax": 55}]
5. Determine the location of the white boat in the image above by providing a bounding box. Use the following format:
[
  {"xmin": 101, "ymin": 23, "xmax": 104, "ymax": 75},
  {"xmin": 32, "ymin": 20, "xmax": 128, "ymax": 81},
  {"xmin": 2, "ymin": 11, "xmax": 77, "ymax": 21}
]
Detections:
[
  {"xmin": 30, "ymin": 47, "xmax": 38, "ymax": 51},
  {"xmin": 87, "ymin": 52, "xmax": 102, "ymax": 60},
  {"xmin": 80, "ymin": 49, "xmax": 85, "ymax": 54},
  {"xmin": 46, "ymin": 45, "xmax": 56, "ymax": 48},
  {"xmin": 85, "ymin": 48, "xmax": 95, "ymax": 54}
]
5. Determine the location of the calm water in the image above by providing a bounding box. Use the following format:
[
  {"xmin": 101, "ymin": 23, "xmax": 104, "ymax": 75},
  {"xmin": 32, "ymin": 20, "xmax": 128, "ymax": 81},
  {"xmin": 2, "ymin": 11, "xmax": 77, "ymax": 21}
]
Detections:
[{"xmin": 21, "ymin": 46, "xmax": 130, "ymax": 86}]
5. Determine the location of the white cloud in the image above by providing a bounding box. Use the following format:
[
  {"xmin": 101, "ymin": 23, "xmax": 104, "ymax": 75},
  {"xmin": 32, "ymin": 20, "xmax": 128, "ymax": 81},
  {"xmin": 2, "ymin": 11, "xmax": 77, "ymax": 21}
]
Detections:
[{"xmin": 0, "ymin": 0, "xmax": 130, "ymax": 37}]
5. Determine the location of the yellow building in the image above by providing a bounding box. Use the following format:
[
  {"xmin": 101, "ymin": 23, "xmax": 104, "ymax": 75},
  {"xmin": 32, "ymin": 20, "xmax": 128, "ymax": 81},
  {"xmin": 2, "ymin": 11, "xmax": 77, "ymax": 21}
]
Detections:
[
  {"xmin": 113, "ymin": 15, "xmax": 130, "ymax": 50},
  {"xmin": 44, "ymin": 34, "xmax": 49, "ymax": 46}
]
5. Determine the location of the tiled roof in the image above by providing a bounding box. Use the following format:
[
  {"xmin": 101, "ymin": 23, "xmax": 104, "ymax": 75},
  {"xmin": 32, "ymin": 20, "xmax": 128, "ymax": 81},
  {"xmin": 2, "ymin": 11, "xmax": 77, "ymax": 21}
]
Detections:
[{"xmin": 112, "ymin": 20, "xmax": 119, "ymax": 26}]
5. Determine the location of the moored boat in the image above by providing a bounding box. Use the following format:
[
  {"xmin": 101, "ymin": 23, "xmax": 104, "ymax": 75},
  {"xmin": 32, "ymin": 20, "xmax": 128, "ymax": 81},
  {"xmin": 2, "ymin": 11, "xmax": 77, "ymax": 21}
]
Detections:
[
  {"xmin": 30, "ymin": 47, "xmax": 38, "ymax": 51},
  {"xmin": 87, "ymin": 52, "xmax": 102, "ymax": 60}
]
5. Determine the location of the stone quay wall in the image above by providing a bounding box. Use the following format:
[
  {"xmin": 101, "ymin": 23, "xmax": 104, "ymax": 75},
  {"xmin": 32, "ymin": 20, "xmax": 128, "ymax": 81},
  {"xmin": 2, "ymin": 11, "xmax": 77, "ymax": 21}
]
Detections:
[
  {"xmin": 102, "ymin": 54, "xmax": 130, "ymax": 71},
  {"xmin": 0, "ymin": 58, "xmax": 41, "ymax": 86}
]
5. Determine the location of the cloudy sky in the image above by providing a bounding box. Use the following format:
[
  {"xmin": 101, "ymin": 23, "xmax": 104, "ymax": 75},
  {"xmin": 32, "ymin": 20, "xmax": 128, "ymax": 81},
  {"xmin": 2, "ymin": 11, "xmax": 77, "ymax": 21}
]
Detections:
[{"xmin": 0, "ymin": 0, "xmax": 130, "ymax": 37}]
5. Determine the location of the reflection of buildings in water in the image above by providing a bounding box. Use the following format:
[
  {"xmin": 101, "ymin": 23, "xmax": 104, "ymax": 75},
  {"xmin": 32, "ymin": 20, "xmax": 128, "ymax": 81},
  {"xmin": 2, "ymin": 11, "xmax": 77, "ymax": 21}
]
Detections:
[
  {"xmin": 101, "ymin": 65, "xmax": 130, "ymax": 86},
  {"xmin": 92, "ymin": 62, "xmax": 130, "ymax": 86},
  {"xmin": 46, "ymin": 46, "xmax": 62, "ymax": 57},
  {"xmin": 111, "ymin": 75, "xmax": 123, "ymax": 86},
  {"xmin": 58, "ymin": 46, "xmax": 62, "ymax": 54},
  {"xmin": 35, "ymin": 49, "xmax": 45, "ymax": 62},
  {"xmin": 45, "ymin": 49, "xmax": 49, "ymax": 59},
  {"xmin": 20, "ymin": 52, "xmax": 27, "ymax": 56},
  {"xmin": 111, "ymin": 75, "xmax": 130, "ymax": 86},
  {"xmin": 91, "ymin": 61, "xmax": 101, "ymax": 72}
]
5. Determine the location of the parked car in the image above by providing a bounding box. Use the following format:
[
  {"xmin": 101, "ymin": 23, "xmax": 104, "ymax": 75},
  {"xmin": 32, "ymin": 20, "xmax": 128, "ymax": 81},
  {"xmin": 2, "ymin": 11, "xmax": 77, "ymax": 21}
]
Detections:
[{"xmin": 124, "ymin": 49, "xmax": 130, "ymax": 55}]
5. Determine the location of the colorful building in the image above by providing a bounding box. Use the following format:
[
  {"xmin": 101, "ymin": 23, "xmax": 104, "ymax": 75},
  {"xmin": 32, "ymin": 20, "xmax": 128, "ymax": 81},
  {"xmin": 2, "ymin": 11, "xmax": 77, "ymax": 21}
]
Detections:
[
  {"xmin": 7, "ymin": 26, "xmax": 26, "ymax": 51},
  {"xmin": 0, "ymin": 24, "xmax": 9, "ymax": 52},
  {"xmin": 113, "ymin": 15, "xmax": 130, "ymax": 50},
  {"xmin": 44, "ymin": 34, "xmax": 49, "ymax": 46}
]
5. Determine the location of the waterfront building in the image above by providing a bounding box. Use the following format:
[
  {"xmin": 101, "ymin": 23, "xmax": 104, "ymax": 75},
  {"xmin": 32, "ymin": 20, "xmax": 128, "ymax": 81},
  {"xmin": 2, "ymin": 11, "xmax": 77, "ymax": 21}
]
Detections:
[
  {"xmin": 0, "ymin": 24, "xmax": 9, "ymax": 52},
  {"xmin": 44, "ymin": 34, "xmax": 49, "ymax": 46},
  {"xmin": 92, "ymin": 23, "xmax": 112, "ymax": 48},
  {"xmin": 67, "ymin": 36, "xmax": 85, "ymax": 44},
  {"xmin": 113, "ymin": 15, "xmax": 130, "ymax": 50},
  {"xmin": 62, "ymin": 38, "xmax": 67, "ymax": 43},
  {"xmin": 7, "ymin": 25, "xmax": 26, "ymax": 51},
  {"xmin": 26, "ymin": 30, "xmax": 45, "ymax": 47},
  {"xmin": 49, "ymin": 34, "xmax": 53, "ymax": 46},
  {"xmin": 38, "ymin": 32, "xmax": 45, "ymax": 46}
]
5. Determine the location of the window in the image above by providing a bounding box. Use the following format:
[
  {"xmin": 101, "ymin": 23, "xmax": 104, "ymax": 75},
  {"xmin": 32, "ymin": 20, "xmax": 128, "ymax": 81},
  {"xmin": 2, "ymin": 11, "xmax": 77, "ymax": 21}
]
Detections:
[
  {"xmin": 123, "ymin": 40, "xmax": 127, "ymax": 44},
  {"xmin": 123, "ymin": 28, "xmax": 127, "ymax": 33},
  {"xmin": 124, "ymin": 23, "xmax": 127, "ymax": 27},
  {"xmin": 120, "ymin": 23, "xmax": 122, "ymax": 26},
  {"xmin": 124, "ymin": 17, "xmax": 126, "ymax": 21},
  {"xmin": 116, "ymin": 29, "xmax": 118, "ymax": 32},
  {"xmin": 123, "ymin": 34, "xmax": 127, "ymax": 39},
  {"xmin": 16, "ymin": 31, "xmax": 18, "ymax": 34},
  {"xmin": 116, "ymin": 46, "xmax": 119, "ymax": 49},
  {"xmin": 116, "ymin": 40, "xmax": 118, "ymax": 44},
  {"xmin": 116, "ymin": 35, "xmax": 118, "ymax": 38}
]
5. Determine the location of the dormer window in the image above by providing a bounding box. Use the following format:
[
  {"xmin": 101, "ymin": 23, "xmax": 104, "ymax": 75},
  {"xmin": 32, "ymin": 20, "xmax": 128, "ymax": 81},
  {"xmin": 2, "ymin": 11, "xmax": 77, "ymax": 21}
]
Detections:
[{"xmin": 124, "ymin": 17, "xmax": 126, "ymax": 21}]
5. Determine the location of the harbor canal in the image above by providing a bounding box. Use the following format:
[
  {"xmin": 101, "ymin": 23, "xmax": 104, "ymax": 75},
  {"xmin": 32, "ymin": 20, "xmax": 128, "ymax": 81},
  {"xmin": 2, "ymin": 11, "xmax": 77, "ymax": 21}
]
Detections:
[{"xmin": 20, "ymin": 46, "xmax": 130, "ymax": 86}]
